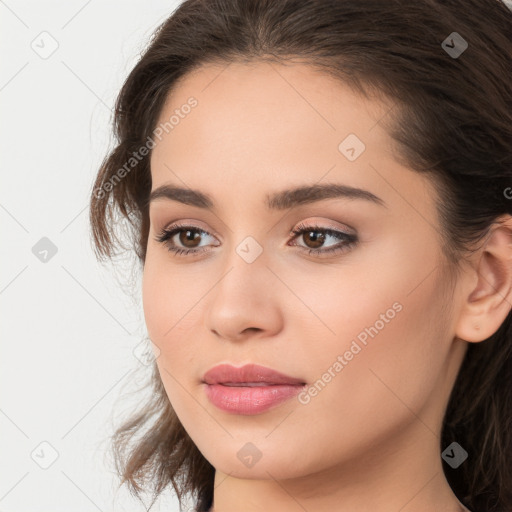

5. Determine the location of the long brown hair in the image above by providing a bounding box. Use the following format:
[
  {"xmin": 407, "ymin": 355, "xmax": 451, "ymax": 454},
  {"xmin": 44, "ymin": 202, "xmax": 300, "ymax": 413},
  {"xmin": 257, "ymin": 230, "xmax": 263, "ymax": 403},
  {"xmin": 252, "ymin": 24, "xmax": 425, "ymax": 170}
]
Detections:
[{"xmin": 89, "ymin": 1, "xmax": 512, "ymax": 511}]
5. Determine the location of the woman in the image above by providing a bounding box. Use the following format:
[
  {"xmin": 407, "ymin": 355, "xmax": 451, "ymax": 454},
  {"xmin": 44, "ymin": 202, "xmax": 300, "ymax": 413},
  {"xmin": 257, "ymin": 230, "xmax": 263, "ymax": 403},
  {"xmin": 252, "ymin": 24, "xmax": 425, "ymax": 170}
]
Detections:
[{"xmin": 89, "ymin": 0, "xmax": 512, "ymax": 511}]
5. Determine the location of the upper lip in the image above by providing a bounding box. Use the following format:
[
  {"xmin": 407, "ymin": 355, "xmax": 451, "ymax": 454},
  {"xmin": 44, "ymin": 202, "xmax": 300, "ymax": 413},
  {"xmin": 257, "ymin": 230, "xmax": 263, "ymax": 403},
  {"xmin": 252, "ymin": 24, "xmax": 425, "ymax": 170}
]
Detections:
[{"xmin": 203, "ymin": 363, "xmax": 306, "ymax": 386}]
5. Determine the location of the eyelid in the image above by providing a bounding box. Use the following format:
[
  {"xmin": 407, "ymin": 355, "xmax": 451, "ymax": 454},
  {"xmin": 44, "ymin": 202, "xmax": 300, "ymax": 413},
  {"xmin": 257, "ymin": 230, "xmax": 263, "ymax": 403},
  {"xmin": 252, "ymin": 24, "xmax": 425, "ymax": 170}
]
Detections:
[
  {"xmin": 158, "ymin": 219, "xmax": 221, "ymax": 239},
  {"xmin": 289, "ymin": 219, "xmax": 356, "ymax": 237}
]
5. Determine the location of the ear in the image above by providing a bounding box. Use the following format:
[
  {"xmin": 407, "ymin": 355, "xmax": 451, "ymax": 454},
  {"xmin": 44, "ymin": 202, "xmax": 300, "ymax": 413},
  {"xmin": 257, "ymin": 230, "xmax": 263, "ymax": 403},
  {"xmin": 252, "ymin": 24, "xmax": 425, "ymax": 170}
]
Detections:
[{"xmin": 455, "ymin": 215, "xmax": 512, "ymax": 343}]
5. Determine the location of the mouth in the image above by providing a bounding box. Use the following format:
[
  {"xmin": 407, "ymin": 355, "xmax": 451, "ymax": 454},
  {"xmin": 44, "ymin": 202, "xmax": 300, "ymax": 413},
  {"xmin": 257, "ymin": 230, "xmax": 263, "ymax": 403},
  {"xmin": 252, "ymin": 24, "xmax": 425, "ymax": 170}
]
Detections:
[{"xmin": 201, "ymin": 363, "xmax": 307, "ymax": 415}]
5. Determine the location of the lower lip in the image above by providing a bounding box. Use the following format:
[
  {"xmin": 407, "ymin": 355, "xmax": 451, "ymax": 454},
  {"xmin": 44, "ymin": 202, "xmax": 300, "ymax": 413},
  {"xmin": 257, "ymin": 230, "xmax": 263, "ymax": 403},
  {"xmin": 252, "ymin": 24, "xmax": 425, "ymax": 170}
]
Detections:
[{"xmin": 204, "ymin": 383, "xmax": 305, "ymax": 415}]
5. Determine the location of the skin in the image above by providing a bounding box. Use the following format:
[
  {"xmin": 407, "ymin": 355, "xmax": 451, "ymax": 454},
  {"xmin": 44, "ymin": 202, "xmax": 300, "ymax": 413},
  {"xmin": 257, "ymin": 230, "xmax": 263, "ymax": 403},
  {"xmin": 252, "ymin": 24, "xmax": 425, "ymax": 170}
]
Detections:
[{"xmin": 142, "ymin": 60, "xmax": 512, "ymax": 512}]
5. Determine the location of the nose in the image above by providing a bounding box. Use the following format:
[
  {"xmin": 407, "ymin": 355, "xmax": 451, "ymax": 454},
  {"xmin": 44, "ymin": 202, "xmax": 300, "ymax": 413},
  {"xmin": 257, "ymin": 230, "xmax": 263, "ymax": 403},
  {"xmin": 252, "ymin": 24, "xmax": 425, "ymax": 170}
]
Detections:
[{"xmin": 204, "ymin": 256, "xmax": 284, "ymax": 342}]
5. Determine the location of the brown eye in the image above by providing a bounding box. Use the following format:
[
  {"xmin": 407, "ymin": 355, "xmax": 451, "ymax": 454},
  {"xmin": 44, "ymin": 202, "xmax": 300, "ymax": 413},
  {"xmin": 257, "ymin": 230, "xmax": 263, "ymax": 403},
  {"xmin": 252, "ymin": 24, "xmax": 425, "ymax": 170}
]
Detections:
[
  {"xmin": 301, "ymin": 229, "xmax": 326, "ymax": 249},
  {"xmin": 155, "ymin": 224, "xmax": 218, "ymax": 256},
  {"xmin": 289, "ymin": 222, "xmax": 358, "ymax": 257},
  {"xmin": 178, "ymin": 229, "xmax": 202, "ymax": 248}
]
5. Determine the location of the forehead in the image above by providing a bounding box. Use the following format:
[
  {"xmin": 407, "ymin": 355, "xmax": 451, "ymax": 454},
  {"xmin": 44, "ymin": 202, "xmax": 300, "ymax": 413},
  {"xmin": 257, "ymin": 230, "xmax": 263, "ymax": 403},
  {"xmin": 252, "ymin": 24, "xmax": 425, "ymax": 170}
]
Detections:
[
  {"xmin": 149, "ymin": 60, "xmax": 436, "ymax": 222},
  {"xmin": 152, "ymin": 60, "xmax": 393, "ymax": 152}
]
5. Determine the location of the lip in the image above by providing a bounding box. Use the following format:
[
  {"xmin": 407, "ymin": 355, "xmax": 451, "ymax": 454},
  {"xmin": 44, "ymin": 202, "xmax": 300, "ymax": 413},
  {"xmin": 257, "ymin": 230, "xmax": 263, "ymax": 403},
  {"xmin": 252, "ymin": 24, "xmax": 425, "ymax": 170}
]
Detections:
[
  {"xmin": 202, "ymin": 363, "xmax": 307, "ymax": 415},
  {"xmin": 202, "ymin": 363, "xmax": 306, "ymax": 386}
]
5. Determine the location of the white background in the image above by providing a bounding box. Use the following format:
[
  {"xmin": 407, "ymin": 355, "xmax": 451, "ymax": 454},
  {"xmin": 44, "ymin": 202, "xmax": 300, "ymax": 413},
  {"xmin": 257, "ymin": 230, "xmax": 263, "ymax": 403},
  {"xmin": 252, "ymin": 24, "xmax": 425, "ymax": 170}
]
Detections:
[
  {"xmin": 1, "ymin": 1, "xmax": 185, "ymax": 511},
  {"xmin": 2, "ymin": 1, "xmax": 512, "ymax": 511}
]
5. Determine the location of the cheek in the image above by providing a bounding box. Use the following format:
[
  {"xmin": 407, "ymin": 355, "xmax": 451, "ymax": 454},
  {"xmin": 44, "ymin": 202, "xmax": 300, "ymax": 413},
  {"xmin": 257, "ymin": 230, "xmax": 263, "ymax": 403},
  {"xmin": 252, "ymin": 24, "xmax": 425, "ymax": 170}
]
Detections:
[
  {"xmin": 142, "ymin": 258, "xmax": 170, "ymax": 342},
  {"xmin": 142, "ymin": 252, "xmax": 209, "ymax": 375},
  {"xmin": 142, "ymin": 250, "xmax": 200, "ymax": 341},
  {"xmin": 142, "ymin": 256, "xmax": 206, "ymax": 419},
  {"xmin": 272, "ymin": 281, "xmax": 448, "ymax": 474},
  {"xmin": 290, "ymin": 242, "xmax": 450, "ymax": 420},
  {"xmin": 306, "ymin": 269, "xmax": 448, "ymax": 429}
]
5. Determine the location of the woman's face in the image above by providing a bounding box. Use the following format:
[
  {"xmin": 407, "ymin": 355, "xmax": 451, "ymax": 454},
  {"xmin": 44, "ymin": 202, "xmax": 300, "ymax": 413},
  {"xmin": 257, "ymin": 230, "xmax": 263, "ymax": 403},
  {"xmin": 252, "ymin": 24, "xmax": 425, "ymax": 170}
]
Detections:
[{"xmin": 143, "ymin": 61, "xmax": 468, "ymax": 481}]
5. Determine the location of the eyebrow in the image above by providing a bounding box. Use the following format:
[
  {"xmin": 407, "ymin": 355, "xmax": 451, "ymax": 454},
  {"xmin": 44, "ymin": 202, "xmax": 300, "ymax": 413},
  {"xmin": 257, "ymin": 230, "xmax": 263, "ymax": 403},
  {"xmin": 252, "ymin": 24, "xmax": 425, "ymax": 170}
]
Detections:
[{"xmin": 149, "ymin": 182, "xmax": 386, "ymax": 210}]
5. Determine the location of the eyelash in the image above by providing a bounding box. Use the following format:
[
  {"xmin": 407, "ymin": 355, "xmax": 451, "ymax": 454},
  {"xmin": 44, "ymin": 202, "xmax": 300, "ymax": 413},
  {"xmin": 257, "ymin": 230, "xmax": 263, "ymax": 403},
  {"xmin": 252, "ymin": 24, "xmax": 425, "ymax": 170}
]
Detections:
[{"xmin": 154, "ymin": 221, "xmax": 358, "ymax": 258}]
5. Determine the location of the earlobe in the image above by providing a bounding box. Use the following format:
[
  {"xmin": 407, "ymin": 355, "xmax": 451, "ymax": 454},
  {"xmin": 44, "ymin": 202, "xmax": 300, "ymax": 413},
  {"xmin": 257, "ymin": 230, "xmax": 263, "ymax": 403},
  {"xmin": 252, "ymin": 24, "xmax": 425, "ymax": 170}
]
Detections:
[{"xmin": 454, "ymin": 215, "xmax": 512, "ymax": 343}]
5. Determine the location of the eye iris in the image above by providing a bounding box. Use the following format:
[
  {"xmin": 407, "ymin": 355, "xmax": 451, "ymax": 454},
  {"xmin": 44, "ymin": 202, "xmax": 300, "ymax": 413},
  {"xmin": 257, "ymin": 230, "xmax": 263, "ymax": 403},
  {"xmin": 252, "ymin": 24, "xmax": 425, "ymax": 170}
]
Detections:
[
  {"xmin": 179, "ymin": 229, "xmax": 201, "ymax": 248},
  {"xmin": 304, "ymin": 230, "xmax": 325, "ymax": 249}
]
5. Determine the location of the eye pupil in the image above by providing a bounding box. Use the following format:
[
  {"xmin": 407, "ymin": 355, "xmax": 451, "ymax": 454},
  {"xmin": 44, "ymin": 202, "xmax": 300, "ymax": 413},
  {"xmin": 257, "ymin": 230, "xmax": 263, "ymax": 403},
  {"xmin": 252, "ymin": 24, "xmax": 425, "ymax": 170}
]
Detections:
[
  {"xmin": 304, "ymin": 230, "xmax": 325, "ymax": 248},
  {"xmin": 180, "ymin": 230, "xmax": 201, "ymax": 248}
]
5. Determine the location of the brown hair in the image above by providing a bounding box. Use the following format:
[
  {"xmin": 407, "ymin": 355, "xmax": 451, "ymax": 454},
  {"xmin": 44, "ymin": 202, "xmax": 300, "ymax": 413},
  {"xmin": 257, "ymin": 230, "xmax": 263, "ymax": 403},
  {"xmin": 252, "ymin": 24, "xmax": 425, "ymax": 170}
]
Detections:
[{"xmin": 89, "ymin": 1, "xmax": 512, "ymax": 511}]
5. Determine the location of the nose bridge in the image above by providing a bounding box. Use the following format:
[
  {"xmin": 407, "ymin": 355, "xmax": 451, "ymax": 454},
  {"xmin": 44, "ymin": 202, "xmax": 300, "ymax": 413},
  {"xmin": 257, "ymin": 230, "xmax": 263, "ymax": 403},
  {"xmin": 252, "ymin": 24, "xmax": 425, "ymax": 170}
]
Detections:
[
  {"xmin": 219, "ymin": 201, "xmax": 270, "ymax": 267},
  {"xmin": 220, "ymin": 231, "xmax": 269, "ymax": 295}
]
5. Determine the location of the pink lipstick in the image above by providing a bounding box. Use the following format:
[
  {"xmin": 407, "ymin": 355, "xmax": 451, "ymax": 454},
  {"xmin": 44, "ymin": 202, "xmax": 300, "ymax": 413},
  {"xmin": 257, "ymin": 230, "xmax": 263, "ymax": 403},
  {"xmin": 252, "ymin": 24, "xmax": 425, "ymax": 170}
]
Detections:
[{"xmin": 202, "ymin": 363, "xmax": 306, "ymax": 415}]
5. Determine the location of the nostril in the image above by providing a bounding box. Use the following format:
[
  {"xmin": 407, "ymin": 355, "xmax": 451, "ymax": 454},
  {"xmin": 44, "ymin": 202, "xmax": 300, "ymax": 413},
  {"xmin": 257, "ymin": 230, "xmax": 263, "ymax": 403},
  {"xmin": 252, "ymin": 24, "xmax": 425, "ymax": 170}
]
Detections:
[{"xmin": 243, "ymin": 327, "xmax": 261, "ymax": 334}]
